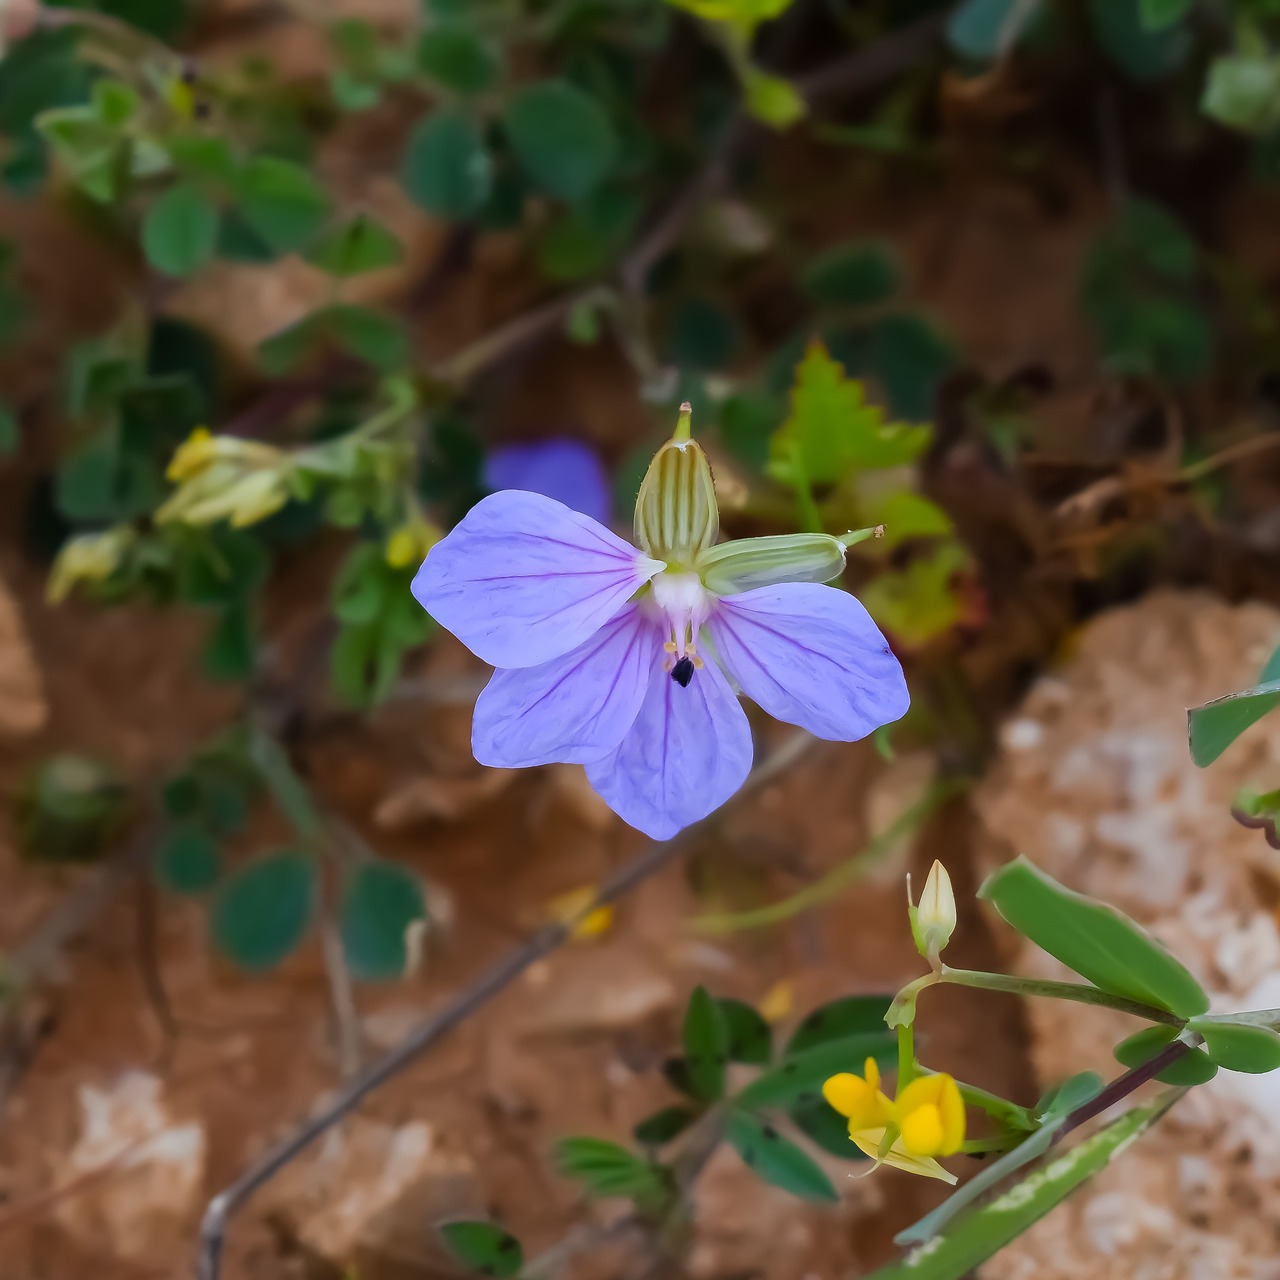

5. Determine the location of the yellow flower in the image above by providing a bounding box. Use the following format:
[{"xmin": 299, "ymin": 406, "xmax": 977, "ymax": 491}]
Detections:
[
  {"xmin": 165, "ymin": 426, "xmax": 284, "ymax": 483},
  {"xmin": 894, "ymin": 1073, "xmax": 966, "ymax": 1158},
  {"xmin": 545, "ymin": 886, "xmax": 614, "ymax": 942},
  {"xmin": 822, "ymin": 1057, "xmax": 894, "ymax": 1131},
  {"xmin": 821, "ymin": 1061, "xmax": 966, "ymax": 1183},
  {"xmin": 384, "ymin": 519, "xmax": 440, "ymax": 569},
  {"xmin": 46, "ymin": 526, "xmax": 136, "ymax": 603}
]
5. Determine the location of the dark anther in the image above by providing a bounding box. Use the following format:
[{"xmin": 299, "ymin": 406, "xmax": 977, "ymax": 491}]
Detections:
[{"xmin": 671, "ymin": 656, "xmax": 694, "ymax": 687}]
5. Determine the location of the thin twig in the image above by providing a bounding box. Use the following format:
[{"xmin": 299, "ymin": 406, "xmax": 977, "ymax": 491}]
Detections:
[
  {"xmin": 319, "ymin": 904, "xmax": 362, "ymax": 1078},
  {"xmin": 196, "ymin": 730, "xmax": 815, "ymax": 1280}
]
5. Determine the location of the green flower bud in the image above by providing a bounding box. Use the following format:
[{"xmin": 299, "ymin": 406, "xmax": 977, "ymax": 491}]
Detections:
[
  {"xmin": 633, "ymin": 403, "xmax": 719, "ymax": 566},
  {"xmin": 697, "ymin": 532, "xmax": 846, "ymax": 595}
]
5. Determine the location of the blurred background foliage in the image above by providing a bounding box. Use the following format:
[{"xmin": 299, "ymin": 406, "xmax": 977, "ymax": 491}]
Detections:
[{"xmin": 4, "ymin": 0, "xmax": 1280, "ymax": 1195}]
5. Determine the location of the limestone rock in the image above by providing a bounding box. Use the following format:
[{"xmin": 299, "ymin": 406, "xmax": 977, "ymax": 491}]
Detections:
[
  {"xmin": 973, "ymin": 591, "xmax": 1280, "ymax": 1279},
  {"xmin": 53, "ymin": 1071, "xmax": 205, "ymax": 1262}
]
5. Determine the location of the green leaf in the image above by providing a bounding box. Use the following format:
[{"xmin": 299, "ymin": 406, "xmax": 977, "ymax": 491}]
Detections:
[
  {"xmin": 553, "ymin": 1137, "xmax": 666, "ymax": 1199},
  {"xmin": 439, "ymin": 1221, "xmax": 523, "ymax": 1279},
  {"xmin": 166, "ymin": 135, "xmax": 238, "ymax": 183},
  {"xmin": 234, "ymin": 157, "xmax": 331, "ymax": 253},
  {"xmin": 665, "ymin": 295, "xmax": 741, "ymax": 371},
  {"xmin": 725, "ymin": 1109, "xmax": 837, "ymax": 1203},
  {"xmin": 683, "ymin": 985, "xmax": 729, "ymax": 1100},
  {"xmin": 1203, "ymin": 54, "xmax": 1280, "ymax": 135},
  {"xmin": 502, "ymin": 80, "xmax": 618, "ymax": 203},
  {"xmin": 789, "ymin": 1092, "xmax": 868, "ymax": 1161},
  {"xmin": 768, "ymin": 342, "xmax": 930, "ymax": 489},
  {"xmin": 1189, "ymin": 648, "xmax": 1280, "ymax": 765},
  {"xmin": 802, "ymin": 242, "xmax": 899, "ymax": 307},
  {"xmin": 417, "ymin": 28, "xmax": 501, "ymax": 95},
  {"xmin": 332, "ymin": 542, "xmax": 387, "ymax": 624},
  {"xmin": 1090, "ymin": 0, "xmax": 1191, "ymax": 82},
  {"xmin": 143, "ymin": 182, "xmax": 219, "ymax": 278},
  {"xmin": 633, "ymin": 1105, "xmax": 697, "ymax": 1147},
  {"xmin": 948, "ymin": 0, "xmax": 1034, "ymax": 60},
  {"xmin": 742, "ymin": 67, "xmax": 805, "ymax": 129},
  {"xmin": 155, "ymin": 824, "xmax": 222, "ymax": 895},
  {"xmin": 304, "ymin": 213, "xmax": 405, "ymax": 276},
  {"xmin": 211, "ymin": 851, "xmax": 315, "ymax": 972},
  {"xmin": 865, "ymin": 490, "xmax": 954, "ymax": 547},
  {"xmin": 1034, "ymin": 1072, "xmax": 1104, "ymax": 1119},
  {"xmin": 401, "ymin": 110, "xmax": 492, "ymax": 219},
  {"xmin": 736, "ymin": 1031, "xmax": 897, "ymax": 1108},
  {"xmin": 202, "ymin": 606, "xmax": 255, "ymax": 682},
  {"xmin": 339, "ymin": 860, "xmax": 427, "ymax": 981},
  {"xmin": 0, "ymin": 402, "xmax": 18, "ymax": 453},
  {"xmin": 868, "ymin": 1105, "xmax": 1165, "ymax": 1280},
  {"xmin": 1139, "ymin": 0, "xmax": 1194, "ymax": 30},
  {"xmin": 1189, "ymin": 1017, "xmax": 1280, "ymax": 1073},
  {"xmin": 786, "ymin": 994, "xmax": 893, "ymax": 1054},
  {"xmin": 327, "ymin": 305, "xmax": 408, "ymax": 369},
  {"xmin": 978, "ymin": 857, "xmax": 1209, "ymax": 1017},
  {"xmin": 864, "ymin": 314, "xmax": 956, "ymax": 421},
  {"xmin": 1112, "ymin": 1025, "xmax": 1216, "ymax": 1085},
  {"xmin": 718, "ymin": 997, "xmax": 772, "ymax": 1065}
]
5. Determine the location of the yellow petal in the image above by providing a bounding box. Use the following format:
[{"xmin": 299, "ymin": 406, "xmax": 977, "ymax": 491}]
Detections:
[
  {"xmin": 852, "ymin": 1129, "xmax": 957, "ymax": 1184},
  {"xmin": 758, "ymin": 979, "xmax": 794, "ymax": 1023},
  {"xmin": 546, "ymin": 886, "xmax": 614, "ymax": 942},
  {"xmin": 900, "ymin": 1104, "xmax": 945, "ymax": 1156},
  {"xmin": 895, "ymin": 1073, "xmax": 965, "ymax": 1156},
  {"xmin": 822, "ymin": 1072, "xmax": 874, "ymax": 1119}
]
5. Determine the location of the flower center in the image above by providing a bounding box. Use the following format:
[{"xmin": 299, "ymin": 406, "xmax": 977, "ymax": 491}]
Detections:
[{"xmin": 649, "ymin": 569, "xmax": 713, "ymax": 683}]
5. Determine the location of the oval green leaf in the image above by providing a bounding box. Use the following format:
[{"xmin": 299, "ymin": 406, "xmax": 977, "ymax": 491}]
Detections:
[
  {"xmin": 143, "ymin": 182, "xmax": 219, "ymax": 278},
  {"xmin": 1188, "ymin": 645, "xmax": 1280, "ymax": 767},
  {"xmin": 1190, "ymin": 1018, "xmax": 1280, "ymax": 1074},
  {"xmin": 439, "ymin": 1220, "xmax": 523, "ymax": 1278},
  {"xmin": 501, "ymin": 79, "xmax": 617, "ymax": 203},
  {"xmin": 155, "ymin": 824, "xmax": 222, "ymax": 895},
  {"xmin": 339, "ymin": 859, "xmax": 427, "ymax": 981},
  {"xmin": 234, "ymin": 157, "xmax": 331, "ymax": 253},
  {"xmin": 978, "ymin": 857, "xmax": 1209, "ymax": 1017},
  {"xmin": 683, "ymin": 985, "xmax": 729, "ymax": 1101},
  {"xmin": 786, "ymin": 994, "xmax": 893, "ymax": 1055},
  {"xmin": 736, "ymin": 1030, "xmax": 896, "ymax": 1109},
  {"xmin": 211, "ymin": 850, "xmax": 315, "ymax": 972},
  {"xmin": 401, "ymin": 109, "xmax": 492, "ymax": 220},
  {"xmin": 1113, "ymin": 1025, "xmax": 1217, "ymax": 1085},
  {"xmin": 718, "ymin": 997, "xmax": 772, "ymax": 1065},
  {"xmin": 725, "ymin": 1109, "xmax": 837, "ymax": 1203}
]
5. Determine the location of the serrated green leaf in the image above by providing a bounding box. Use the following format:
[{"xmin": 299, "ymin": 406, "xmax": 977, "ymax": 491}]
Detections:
[
  {"xmin": 417, "ymin": 28, "xmax": 501, "ymax": 95},
  {"xmin": 869, "ymin": 1105, "xmax": 1165, "ymax": 1280},
  {"xmin": 1189, "ymin": 1018, "xmax": 1280, "ymax": 1073},
  {"xmin": 439, "ymin": 1221, "xmax": 523, "ymax": 1278},
  {"xmin": 768, "ymin": 342, "xmax": 930, "ymax": 489},
  {"xmin": 339, "ymin": 860, "xmax": 427, "ymax": 981},
  {"xmin": 401, "ymin": 110, "xmax": 492, "ymax": 219},
  {"xmin": 1189, "ymin": 646, "xmax": 1280, "ymax": 765},
  {"xmin": 858, "ymin": 543, "xmax": 969, "ymax": 648},
  {"xmin": 304, "ymin": 213, "xmax": 404, "ymax": 277},
  {"xmin": 211, "ymin": 851, "xmax": 315, "ymax": 972},
  {"xmin": 725, "ymin": 1109, "xmax": 837, "ymax": 1203},
  {"xmin": 502, "ymin": 80, "xmax": 618, "ymax": 203},
  {"xmin": 718, "ymin": 997, "xmax": 772, "ymax": 1064},
  {"xmin": 979, "ymin": 857, "xmax": 1209, "ymax": 1016},
  {"xmin": 143, "ymin": 182, "xmax": 219, "ymax": 278},
  {"xmin": 155, "ymin": 825, "xmax": 222, "ymax": 895},
  {"xmin": 684, "ymin": 985, "xmax": 729, "ymax": 1100},
  {"xmin": 866, "ymin": 490, "xmax": 954, "ymax": 547}
]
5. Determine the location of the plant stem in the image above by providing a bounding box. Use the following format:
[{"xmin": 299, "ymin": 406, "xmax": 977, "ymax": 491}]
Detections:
[
  {"xmin": 897, "ymin": 1022, "xmax": 915, "ymax": 1089},
  {"xmin": 938, "ymin": 967, "xmax": 1184, "ymax": 1027}
]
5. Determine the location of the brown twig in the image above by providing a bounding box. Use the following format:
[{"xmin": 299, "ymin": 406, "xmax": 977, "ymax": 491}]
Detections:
[{"xmin": 195, "ymin": 730, "xmax": 816, "ymax": 1280}]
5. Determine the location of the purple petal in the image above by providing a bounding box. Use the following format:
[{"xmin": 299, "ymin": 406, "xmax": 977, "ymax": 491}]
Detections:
[
  {"xmin": 484, "ymin": 438, "xmax": 612, "ymax": 526},
  {"xmin": 472, "ymin": 605, "xmax": 660, "ymax": 767},
  {"xmin": 413, "ymin": 490, "xmax": 661, "ymax": 668},
  {"xmin": 586, "ymin": 660, "xmax": 753, "ymax": 840},
  {"xmin": 706, "ymin": 583, "xmax": 909, "ymax": 741}
]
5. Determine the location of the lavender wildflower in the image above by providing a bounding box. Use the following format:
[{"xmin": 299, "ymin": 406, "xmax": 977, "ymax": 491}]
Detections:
[
  {"xmin": 413, "ymin": 405, "xmax": 909, "ymax": 839},
  {"xmin": 483, "ymin": 437, "xmax": 612, "ymax": 526}
]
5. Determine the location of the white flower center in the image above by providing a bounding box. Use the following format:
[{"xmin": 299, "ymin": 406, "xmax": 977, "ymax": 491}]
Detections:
[{"xmin": 649, "ymin": 570, "xmax": 714, "ymax": 668}]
